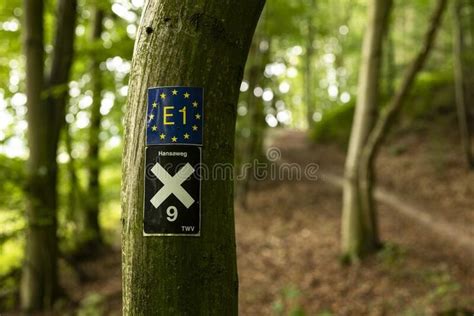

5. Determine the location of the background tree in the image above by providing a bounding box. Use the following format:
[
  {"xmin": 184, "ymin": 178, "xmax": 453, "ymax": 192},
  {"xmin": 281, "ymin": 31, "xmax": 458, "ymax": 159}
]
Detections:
[
  {"xmin": 341, "ymin": 0, "xmax": 393, "ymax": 261},
  {"xmin": 80, "ymin": 4, "xmax": 106, "ymax": 253},
  {"xmin": 234, "ymin": 0, "xmax": 305, "ymax": 206},
  {"xmin": 121, "ymin": 0, "xmax": 265, "ymax": 314},
  {"xmin": 305, "ymin": 0, "xmax": 316, "ymax": 127},
  {"xmin": 21, "ymin": 0, "xmax": 77, "ymax": 311},
  {"xmin": 238, "ymin": 21, "xmax": 270, "ymax": 209},
  {"xmin": 453, "ymin": 0, "xmax": 474, "ymax": 169},
  {"xmin": 343, "ymin": 0, "xmax": 448, "ymax": 262}
]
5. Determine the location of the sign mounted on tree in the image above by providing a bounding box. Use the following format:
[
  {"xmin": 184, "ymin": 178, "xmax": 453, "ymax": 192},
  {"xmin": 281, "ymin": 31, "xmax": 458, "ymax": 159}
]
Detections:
[
  {"xmin": 144, "ymin": 87, "xmax": 203, "ymax": 236},
  {"xmin": 146, "ymin": 87, "xmax": 203, "ymax": 145}
]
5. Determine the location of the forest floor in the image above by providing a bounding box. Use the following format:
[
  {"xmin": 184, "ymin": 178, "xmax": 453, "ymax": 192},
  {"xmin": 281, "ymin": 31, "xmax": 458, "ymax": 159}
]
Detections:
[{"xmin": 56, "ymin": 126, "xmax": 474, "ymax": 316}]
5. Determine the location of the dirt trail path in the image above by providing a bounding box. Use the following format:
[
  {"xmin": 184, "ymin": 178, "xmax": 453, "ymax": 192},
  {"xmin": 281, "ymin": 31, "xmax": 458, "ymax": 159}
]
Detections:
[
  {"xmin": 321, "ymin": 173, "xmax": 474, "ymax": 257},
  {"xmin": 273, "ymin": 130, "xmax": 474, "ymax": 259},
  {"xmin": 235, "ymin": 130, "xmax": 474, "ymax": 314}
]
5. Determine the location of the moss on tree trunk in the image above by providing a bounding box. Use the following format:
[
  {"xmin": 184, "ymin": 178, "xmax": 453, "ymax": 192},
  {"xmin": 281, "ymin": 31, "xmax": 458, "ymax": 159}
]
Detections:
[{"xmin": 121, "ymin": 1, "xmax": 265, "ymax": 314}]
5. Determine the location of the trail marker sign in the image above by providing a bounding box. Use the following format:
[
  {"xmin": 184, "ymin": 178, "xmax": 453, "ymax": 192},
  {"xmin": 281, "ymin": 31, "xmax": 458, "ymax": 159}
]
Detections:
[
  {"xmin": 144, "ymin": 145, "xmax": 201, "ymax": 236},
  {"xmin": 143, "ymin": 86, "xmax": 203, "ymax": 236}
]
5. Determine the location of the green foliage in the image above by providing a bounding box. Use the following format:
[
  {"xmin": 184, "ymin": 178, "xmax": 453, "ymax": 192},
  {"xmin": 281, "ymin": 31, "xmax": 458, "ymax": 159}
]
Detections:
[
  {"xmin": 424, "ymin": 270, "xmax": 461, "ymax": 305},
  {"xmin": 0, "ymin": 154, "xmax": 24, "ymax": 210},
  {"xmin": 272, "ymin": 284, "xmax": 307, "ymax": 316},
  {"xmin": 377, "ymin": 242, "xmax": 406, "ymax": 267},
  {"xmin": 310, "ymin": 70, "xmax": 455, "ymax": 147},
  {"xmin": 77, "ymin": 292, "xmax": 105, "ymax": 316},
  {"xmin": 400, "ymin": 268, "xmax": 468, "ymax": 315},
  {"xmin": 309, "ymin": 101, "xmax": 355, "ymax": 147},
  {"xmin": 402, "ymin": 70, "xmax": 455, "ymax": 120},
  {"xmin": 0, "ymin": 154, "xmax": 25, "ymax": 278},
  {"xmin": 316, "ymin": 311, "xmax": 334, "ymax": 316}
]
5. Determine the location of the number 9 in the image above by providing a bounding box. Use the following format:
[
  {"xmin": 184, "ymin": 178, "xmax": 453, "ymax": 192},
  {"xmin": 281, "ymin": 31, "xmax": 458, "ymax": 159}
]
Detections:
[{"xmin": 166, "ymin": 206, "xmax": 178, "ymax": 222}]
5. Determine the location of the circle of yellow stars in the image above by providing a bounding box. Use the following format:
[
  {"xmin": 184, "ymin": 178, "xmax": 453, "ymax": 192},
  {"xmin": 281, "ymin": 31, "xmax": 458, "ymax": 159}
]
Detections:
[{"xmin": 149, "ymin": 90, "xmax": 201, "ymax": 142}]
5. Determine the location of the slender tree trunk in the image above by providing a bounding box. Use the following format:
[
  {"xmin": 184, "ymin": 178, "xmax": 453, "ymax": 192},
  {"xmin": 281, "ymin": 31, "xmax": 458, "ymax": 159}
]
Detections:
[
  {"xmin": 356, "ymin": 0, "xmax": 448, "ymax": 257},
  {"xmin": 453, "ymin": 0, "xmax": 474, "ymax": 169},
  {"xmin": 82, "ymin": 7, "xmax": 105, "ymax": 251},
  {"xmin": 121, "ymin": 1, "xmax": 265, "ymax": 314},
  {"xmin": 64, "ymin": 122, "xmax": 80, "ymax": 222},
  {"xmin": 305, "ymin": 0, "xmax": 316, "ymax": 127},
  {"xmin": 384, "ymin": 30, "xmax": 396, "ymax": 97},
  {"xmin": 237, "ymin": 22, "xmax": 269, "ymax": 209},
  {"xmin": 238, "ymin": 38, "xmax": 260, "ymax": 209},
  {"xmin": 244, "ymin": 36, "xmax": 270, "ymax": 205},
  {"xmin": 341, "ymin": 0, "xmax": 392, "ymax": 262},
  {"xmin": 21, "ymin": 0, "xmax": 77, "ymax": 311},
  {"xmin": 249, "ymin": 80, "xmax": 266, "ymax": 163},
  {"xmin": 21, "ymin": 0, "xmax": 53, "ymax": 310}
]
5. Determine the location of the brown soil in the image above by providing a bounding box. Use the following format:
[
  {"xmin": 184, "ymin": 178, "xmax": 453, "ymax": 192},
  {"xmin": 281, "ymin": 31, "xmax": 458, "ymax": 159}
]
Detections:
[{"xmin": 237, "ymin": 130, "xmax": 473, "ymax": 315}]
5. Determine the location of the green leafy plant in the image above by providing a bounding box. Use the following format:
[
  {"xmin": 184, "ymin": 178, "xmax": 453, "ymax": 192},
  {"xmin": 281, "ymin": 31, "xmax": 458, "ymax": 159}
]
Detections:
[
  {"xmin": 309, "ymin": 101, "xmax": 355, "ymax": 147},
  {"xmin": 77, "ymin": 292, "xmax": 105, "ymax": 316},
  {"xmin": 377, "ymin": 242, "xmax": 407, "ymax": 267},
  {"xmin": 272, "ymin": 284, "xmax": 307, "ymax": 316}
]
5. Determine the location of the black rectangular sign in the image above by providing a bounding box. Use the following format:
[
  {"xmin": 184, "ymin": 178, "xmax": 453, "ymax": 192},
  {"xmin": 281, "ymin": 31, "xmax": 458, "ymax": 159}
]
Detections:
[{"xmin": 143, "ymin": 145, "xmax": 201, "ymax": 236}]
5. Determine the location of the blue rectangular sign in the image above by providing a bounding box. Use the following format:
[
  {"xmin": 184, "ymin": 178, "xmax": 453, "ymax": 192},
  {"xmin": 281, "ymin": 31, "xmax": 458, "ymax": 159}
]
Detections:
[{"xmin": 146, "ymin": 87, "xmax": 203, "ymax": 146}]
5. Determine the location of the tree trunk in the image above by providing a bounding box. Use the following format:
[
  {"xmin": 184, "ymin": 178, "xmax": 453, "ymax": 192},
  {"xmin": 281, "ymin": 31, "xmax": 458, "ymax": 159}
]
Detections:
[
  {"xmin": 237, "ymin": 38, "xmax": 260, "ymax": 209},
  {"xmin": 82, "ymin": 7, "xmax": 105, "ymax": 252},
  {"xmin": 121, "ymin": 1, "xmax": 265, "ymax": 314},
  {"xmin": 305, "ymin": 0, "xmax": 316, "ymax": 128},
  {"xmin": 21, "ymin": 0, "xmax": 53, "ymax": 310},
  {"xmin": 357, "ymin": 0, "xmax": 448, "ymax": 258},
  {"xmin": 384, "ymin": 30, "xmax": 396, "ymax": 97},
  {"xmin": 341, "ymin": 0, "xmax": 392, "ymax": 262},
  {"xmin": 21, "ymin": 0, "xmax": 77, "ymax": 311},
  {"xmin": 64, "ymin": 122, "xmax": 80, "ymax": 223},
  {"xmin": 453, "ymin": 0, "xmax": 474, "ymax": 169},
  {"xmin": 248, "ymin": 51, "xmax": 267, "ymax": 164},
  {"xmin": 241, "ymin": 34, "xmax": 270, "ymax": 209}
]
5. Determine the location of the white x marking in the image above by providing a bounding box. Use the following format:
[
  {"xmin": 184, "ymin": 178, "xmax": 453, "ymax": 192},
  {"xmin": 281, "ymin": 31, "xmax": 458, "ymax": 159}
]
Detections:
[{"xmin": 150, "ymin": 162, "xmax": 195, "ymax": 209}]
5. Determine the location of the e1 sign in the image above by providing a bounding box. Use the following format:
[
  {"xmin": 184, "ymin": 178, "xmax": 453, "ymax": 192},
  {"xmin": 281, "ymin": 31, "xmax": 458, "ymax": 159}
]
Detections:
[{"xmin": 143, "ymin": 87, "xmax": 203, "ymax": 236}]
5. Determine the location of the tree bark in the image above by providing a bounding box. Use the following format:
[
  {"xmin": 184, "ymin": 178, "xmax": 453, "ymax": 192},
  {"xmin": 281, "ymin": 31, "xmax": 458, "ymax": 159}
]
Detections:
[
  {"xmin": 21, "ymin": 0, "xmax": 77, "ymax": 311},
  {"xmin": 453, "ymin": 0, "xmax": 474, "ymax": 169},
  {"xmin": 356, "ymin": 0, "xmax": 448, "ymax": 260},
  {"xmin": 82, "ymin": 7, "xmax": 105, "ymax": 251},
  {"xmin": 121, "ymin": 1, "xmax": 265, "ymax": 314},
  {"xmin": 341, "ymin": 0, "xmax": 392, "ymax": 262}
]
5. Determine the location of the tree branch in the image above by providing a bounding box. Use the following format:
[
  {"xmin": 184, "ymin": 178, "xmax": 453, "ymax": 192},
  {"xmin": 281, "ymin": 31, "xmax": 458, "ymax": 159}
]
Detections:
[{"xmin": 361, "ymin": 0, "xmax": 448, "ymax": 166}]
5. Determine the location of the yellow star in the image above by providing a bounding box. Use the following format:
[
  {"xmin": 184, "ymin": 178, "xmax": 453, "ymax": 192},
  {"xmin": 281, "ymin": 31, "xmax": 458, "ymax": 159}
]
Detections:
[
  {"xmin": 171, "ymin": 136, "xmax": 178, "ymax": 142},
  {"xmin": 160, "ymin": 93, "xmax": 166, "ymax": 99},
  {"xmin": 152, "ymin": 102, "xmax": 157, "ymax": 108},
  {"xmin": 183, "ymin": 92, "xmax": 190, "ymax": 99},
  {"xmin": 159, "ymin": 133, "xmax": 166, "ymax": 140},
  {"xmin": 192, "ymin": 125, "xmax": 198, "ymax": 131},
  {"xmin": 172, "ymin": 89, "xmax": 178, "ymax": 95},
  {"xmin": 184, "ymin": 133, "xmax": 190, "ymax": 139},
  {"xmin": 195, "ymin": 113, "xmax": 201, "ymax": 119},
  {"xmin": 151, "ymin": 125, "xmax": 157, "ymax": 131},
  {"xmin": 149, "ymin": 113, "xmax": 155, "ymax": 120},
  {"xmin": 192, "ymin": 101, "xmax": 198, "ymax": 108}
]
